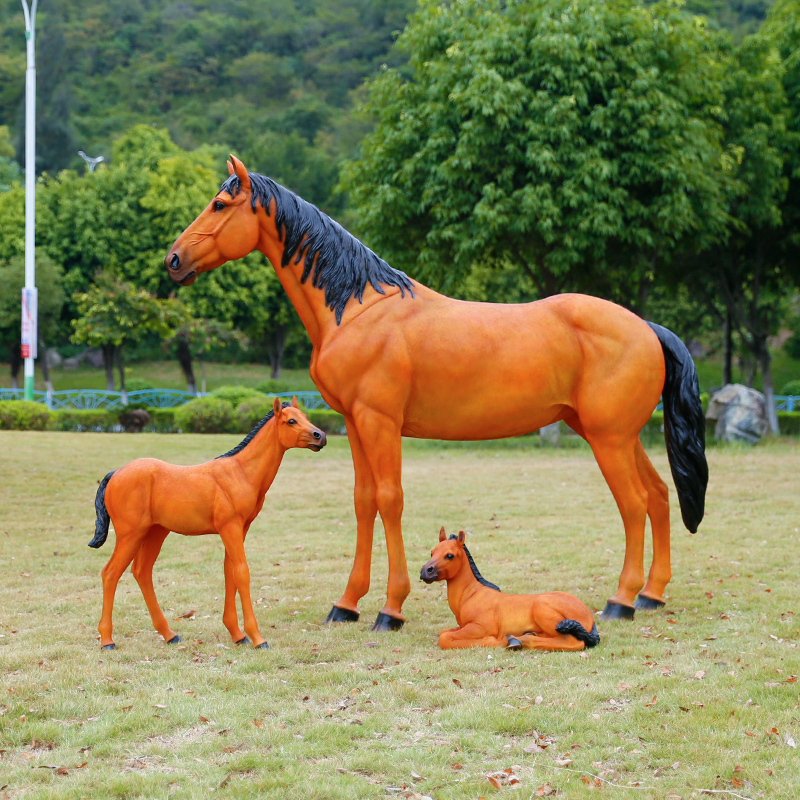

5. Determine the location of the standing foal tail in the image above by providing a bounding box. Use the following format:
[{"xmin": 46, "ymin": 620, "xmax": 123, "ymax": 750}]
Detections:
[
  {"xmin": 646, "ymin": 322, "xmax": 708, "ymax": 533},
  {"xmin": 89, "ymin": 471, "xmax": 116, "ymax": 549}
]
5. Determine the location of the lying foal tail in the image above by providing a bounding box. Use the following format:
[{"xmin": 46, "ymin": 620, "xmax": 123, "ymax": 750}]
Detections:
[
  {"xmin": 646, "ymin": 322, "xmax": 708, "ymax": 534},
  {"xmin": 88, "ymin": 471, "xmax": 116, "ymax": 549},
  {"xmin": 556, "ymin": 619, "xmax": 600, "ymax": 648}
]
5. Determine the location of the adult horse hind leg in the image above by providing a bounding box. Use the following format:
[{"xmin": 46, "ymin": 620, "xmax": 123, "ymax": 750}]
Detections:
[{"xmin": 131, "ymin": 526, "xmax": 181, "ymax": 645}]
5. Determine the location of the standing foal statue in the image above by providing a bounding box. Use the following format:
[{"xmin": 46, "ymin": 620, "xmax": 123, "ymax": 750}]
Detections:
[{"xmin": 165, "ymin": 156, "xmax": 707, "ymax": 631}]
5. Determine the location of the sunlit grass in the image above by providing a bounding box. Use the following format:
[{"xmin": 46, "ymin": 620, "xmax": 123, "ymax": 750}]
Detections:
[{"xmin": 1, "ymin": 432, "xmax": 798, "ymax": 799}]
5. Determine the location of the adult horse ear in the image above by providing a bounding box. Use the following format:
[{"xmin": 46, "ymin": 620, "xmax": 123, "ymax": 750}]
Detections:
[
  {"xmin": 272, "ymin": 397, "xmax": 283, "ymax": 418},
  {"xmin": 229, "ymin": 155, "xmax": 251, "ymax": 192},
  {"xmin": 457, "ymin": 530, "xmax": 466, "ymax": 545},
  {"xmin": 227, "ymin": 159, "xmax": 234, "ymax": 176},
  {"xmin": 291, "ymin": 396, "xmax": 300, "ymax": 409},
  {"xmin": 439, "ymin": 526, "xmax": 447, "ymax": 542}
]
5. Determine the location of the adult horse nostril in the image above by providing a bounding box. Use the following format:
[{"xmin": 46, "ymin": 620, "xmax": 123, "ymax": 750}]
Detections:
[
  {"xmin": 169, "ymin": 253, "xmax": 180, "ymax": 271},
  {"xmin": 313, "ymin": 430, "xmax": 321, "ymax": 440}
]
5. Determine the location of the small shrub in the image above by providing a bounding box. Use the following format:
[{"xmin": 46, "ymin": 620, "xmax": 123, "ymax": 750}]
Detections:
[
  {"xmin": 210, "ymin": 385, "xmax": 265, "ymax": 408},
  {"xmin": 145, "ymin": 408, "xmax": 178, "ymax": 433},
  {"xmin": 0, "ymin": 400, "xmax": 51, "ymax": 431},
  {"xmin": 175, "ymin": 397, "xmax": 235, "ymax": 433},
  {"xmin": 49, "ymin": 409, "xmax": 119, "ymax": 432},
  {"xmin": 235, "ymin": 395, "xmax": 277, "ymax": 433},
  {"xmin": 779, "ymin": 379, "xmax": 800, "ymax": 396},
  {"xmin": 307, "ymin": 409, "xmax": 346, "ymax": 435},
  {"xmin": 777, "ymin": 411, "xmax": 800, "ymax": 436},
  {"xmin": 255, "ymin": 379, "xmax": 296, "ymax": 394},
  {"xmin": 125, "ymin": 378, "xmax": 157, "ymax": 392}
]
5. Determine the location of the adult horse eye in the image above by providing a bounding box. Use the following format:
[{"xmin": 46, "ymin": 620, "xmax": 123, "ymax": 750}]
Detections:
[{"xmin": 213, "ymin": 200, "xmax": 225, "ymax": 211}]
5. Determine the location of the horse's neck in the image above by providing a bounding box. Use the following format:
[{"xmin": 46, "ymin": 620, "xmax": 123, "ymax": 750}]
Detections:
[
  {"xmin": 231, "ymin": 422, "xmax": 285, "ymax": 494},
  {"xmin": 446, "ymin": 565, "xmax": 481, "ymax": 618}
]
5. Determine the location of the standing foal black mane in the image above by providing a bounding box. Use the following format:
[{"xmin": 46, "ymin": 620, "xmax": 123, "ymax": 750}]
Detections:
[
  {"xmin": 215, "ymin": 401, "xmax": 290, "ymax": 460},
  {"xmin": 219, "ymin": 172, "xmax": 414, "ymax": 324},
  {"xmin": 448, "ymin": 534, "xmax": 500, "ymax": 592}
]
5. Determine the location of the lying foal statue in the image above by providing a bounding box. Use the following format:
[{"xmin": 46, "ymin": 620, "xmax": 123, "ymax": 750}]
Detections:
[
  {"xmin": 420, "ymin": 528, "xmax": 600, "ymax": 651},
  {"xmin": 89, "ymin": 397, "xmax": 326, "ymax": 650}
]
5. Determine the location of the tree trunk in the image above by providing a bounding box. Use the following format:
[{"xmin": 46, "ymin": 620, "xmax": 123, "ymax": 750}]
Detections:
[
  {"xmin": 117, "ymin": 347, "xmax": 127, "ymax": 406},
  {"xmin": 722, "ymin": 310, "xmax": 733, "ymax": 386},
  {"xmin": 39, "ymin": 338, "xmax": 54, "ymax": 394},
  {"xmin": 176, "ymin": 338, "xmax": 197, "ymax": 394},
  {"xmin": 10, "ymin": 345, "xmax": 21, "ymax": 389},
  {"xmin": 200, "ymin": 359, "xmax": 207, "ymax": 395},
  {"xmin": 266, "ymin": 324, "xmax": 288, "ymax": 380},
  {"xmin": 102, "ymin": 344, "xmax": 116, "ymax": 391},
  {"xmin": 756, "ymin": 336, "xmax": 779, "ymax": 435}
]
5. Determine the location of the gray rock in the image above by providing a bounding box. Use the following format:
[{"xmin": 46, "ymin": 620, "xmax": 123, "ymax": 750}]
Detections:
[
  {"xmin": 62, "ymin": 357, "xmax": 80, "ymax": 371},
  {"xmin": 45, "ymin": 347, "xmax": 62, "ymax": 368},
  {"xmin": 539, "ymin": 421, "xmax": 562, "ymax": 446},
  {"xmin": 706, "ymin": 383, "xmax": 768, "ymax": 444},
  {"xmin": 119, "ymin": 409, "xmax": 150, "ymax": 433},
  {"xmin": 83, "ymin": 348, "xmax": 105, "ymax": 369}
]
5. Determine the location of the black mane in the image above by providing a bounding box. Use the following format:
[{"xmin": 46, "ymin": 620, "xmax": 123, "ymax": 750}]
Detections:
[
  {"xmin": 215, "ymin": 402, "xmax": 290, "ymax": 459},
  {"xmin": 220, "ymin": 172, "xmax": 414, "ymax": 324},
  {"xmin": 449, "ymin": 534, "xmax": 501, "ymax": 592}
]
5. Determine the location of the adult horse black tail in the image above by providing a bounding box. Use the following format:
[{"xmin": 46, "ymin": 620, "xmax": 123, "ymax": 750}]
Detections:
[
  {"xmin": 88, "ymin": 471, "xmax": 116, "ymax": 548},
  {"xmin": 646, "ymin": 322, "xmax": 708, "ymax": 533}
]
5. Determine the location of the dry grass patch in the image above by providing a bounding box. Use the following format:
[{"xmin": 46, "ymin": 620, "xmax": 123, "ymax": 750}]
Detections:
[{"xmin": 0, "ymin": 432, "xmax": 798, "ymax": 799}]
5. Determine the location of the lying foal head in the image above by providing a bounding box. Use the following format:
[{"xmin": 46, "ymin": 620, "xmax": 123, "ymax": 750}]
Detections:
[
  {"xmin": 274, "ymin": 396, "xmax": 327, "ymax": 451},
  {"xmin": 420, "ymin": 527, "xmax": 467, "ymax": 583}
]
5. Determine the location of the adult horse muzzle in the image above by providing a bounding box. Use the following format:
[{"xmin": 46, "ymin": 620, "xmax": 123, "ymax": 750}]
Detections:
[{"xmin": 165, "ymin": 252, "xmax": 197, "ymax": 285}]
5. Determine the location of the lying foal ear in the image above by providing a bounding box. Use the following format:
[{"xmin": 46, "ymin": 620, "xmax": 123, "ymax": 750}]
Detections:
[
  {"xmin": 439, "ymin": 526, "xmax": 447, "ymax": 542},
  {"xmin": 457, "ymin": 530, "xmax": 466, "ymax": 545},
  {"xmin": 272, "ymin": 397, "xmax": 283, "ymax": 417}
]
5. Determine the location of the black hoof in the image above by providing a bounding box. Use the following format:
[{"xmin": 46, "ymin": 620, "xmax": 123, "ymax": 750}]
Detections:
[
  {"xmin": 235, "ymin": 636, "xmax": 251, "ymax": 646},
  {"xmin": 323, "ymin": 605, "xmax": 360, "ymax": 624},
  {"xmin": 506, "ymin": 635, "xmax": 523, "ymax": 650},
  {"xmin": 600, "ymin": 601, "xmax": 636, "ymax": 621},
  {"xmin": 101, "ymin": 643, "xmax": 116, "ymax": 650},
  {"xmin": 255, "ymin": 642, "xmax": 270, "ymax": 650},
  {"xmin": 635, "ymin": 594, "xmax": 666, "ymax": 610},
  {"xmin": 369, "ymin": 612, "xmax": 405, "ymax": 632},
  {"xmin": 166, "ymin": 635, "xmax": 181, "ymax": 644}
]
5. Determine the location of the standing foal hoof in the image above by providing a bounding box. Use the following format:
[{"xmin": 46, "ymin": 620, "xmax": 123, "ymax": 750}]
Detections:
[
  {"xmin": 506, "ymin": 635, "xmax": 523, "ymax": 650},
  {"xmin": 101, "ymin": 643, "xmax": 116, "ymax": 650},
  {"xmin": 323, "ymin": 605, "xmax": 360, "ymax": 624},
  {"xmin": 600, "ymin": 601, "xmax": 636, "ymax": 621},
  {"xmin": 369, "ymin": 612, "xmax": 405, "ymax": 632},
  {"xmin": 635, "ymin": 594, "xmax": 666, "ymax": 610},
  {"xmin": 255, "ymin": 642, "xmax": 270, "ymax": 650},
  {"xmin": 166, "ymin": 635, "xmax": 182, "ymax": 644},
  {"xmin": 235, "ymin": 636, "xmax": 251, "ymax": 646}
]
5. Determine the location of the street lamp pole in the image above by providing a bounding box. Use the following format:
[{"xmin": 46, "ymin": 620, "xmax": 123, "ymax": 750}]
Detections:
[{"xmin": 20, "ymin": 0, "xmax": 38, "ymax": 401}]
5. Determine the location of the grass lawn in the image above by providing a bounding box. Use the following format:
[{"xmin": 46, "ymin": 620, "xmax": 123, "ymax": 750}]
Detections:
[{"xmin": 0, "ymin": 432, "xmax": 798, "ymax": 800}]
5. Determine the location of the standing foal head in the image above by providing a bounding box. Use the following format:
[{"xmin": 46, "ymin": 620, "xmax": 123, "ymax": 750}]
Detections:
[
  {"xmin": 420, "ymin": 527, "xmax": 468, "ymax": 584},
  {"xmin": 166, "ymin": 155, "xmax": 259, "ymax": 286},
  {"xmin": 275, "ymin": 397, "xmax": 327, "ymax": 452}
]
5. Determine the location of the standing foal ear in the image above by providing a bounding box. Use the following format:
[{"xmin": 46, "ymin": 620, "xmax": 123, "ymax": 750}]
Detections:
[
  {"xmin": 439, "ymin": 526, "xmax": 447, "ymax": 542},
  {"xmin": 291, "ymin": 396, "xmax": 300, "ymax": 409},
  {"xmin": 272, "ymin": 397, "xmax": 283, "ymax": 418},
  {"xmin": 457, "ymin": 530, "xmax": 466, "ymax": 545},
  {"xmin": 229, "ymin": 154, "xmax": 251, "ymax": 192}
]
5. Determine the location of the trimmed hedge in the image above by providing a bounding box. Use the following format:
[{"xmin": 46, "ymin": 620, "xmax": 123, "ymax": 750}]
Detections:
[
  {"xmin": 210, "ymin": 385, "xmax": 266, "ymax": 408},
  {"xmin": 145, "ymin": 408, "xmax": 178, "ymax": 433},
  {"xmin": 49, "ymin": 409, "xmax": 120, "ymax": 432},
  {"xmin": 235, "ymin": 395, "xmax": 276, "ymax": 433},
  {"xmin": 307, "ymin": 408, "xmax": 346, "ymax": 435},
  {"xmin": 0, "ymin": 400, "xmax": 51, "ymax": 431},
  {"xmin": 778, "ymin": 411, "xmax": 800, "ymax": 436},
  {"xmin": 175, "ymin": 396, "xmax": 235, "ymax": 433}
]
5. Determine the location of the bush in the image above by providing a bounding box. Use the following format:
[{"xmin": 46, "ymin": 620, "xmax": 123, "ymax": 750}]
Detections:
[
  {"xmin": 145, "ymin": 408, "xmax": 178, "ymax": 433},
  {"xmin": 778, "ymin": 411, "xmax": 800, "ymax": 436},
  {"xmin": 234, "ymin": 395, "xmax": 277, "ymax": 433},
  {"xmin": 125, "ymin": 378, "xmax": 157, "ymax": 392},
  {"xmin": 307, "ymin": 409, "xmax": 346, "ymax": 435},
  {"xmin": 779, "ymin": 379, "xmax": 800, "ymax": 396},
  {"xmin": 175, "ymin": 397, "xmax": 235, "ymax": 433},
  {"xmin": 255, "ymin": 379, "xmax": 297, "ymax": 394},
  {"xmin": 49, "ymin": 409, "xmax": 119, "ymax": 432},
  {"xmin": 210, "ymin": 385, "xmax": 265, "ymax": 408},
  {"xmin": 0, "ymin": 400, "xmax": 51, "ymax": 431}
]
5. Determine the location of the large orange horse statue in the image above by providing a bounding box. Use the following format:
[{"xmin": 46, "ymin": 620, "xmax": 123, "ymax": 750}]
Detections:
[
  {"xmin": 165, "ymin": 156, "xmax": 707, "ymax": 630},
  {"xmin": 90, "ymin": 398, "xmax": 326, "ymax": 649},
  {"xmin": 421, "ymin": 528, "xmax": 599, "ymax": 651}
]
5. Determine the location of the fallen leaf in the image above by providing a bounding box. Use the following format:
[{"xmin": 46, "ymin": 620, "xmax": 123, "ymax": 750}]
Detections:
[
  {"xmin": 219, "ymin": 773, "xmax": 232, "ymax": 788},
  {"xmin": 199, "ymin": 716, "xmax": 210, "ymax": 723},
  {"xmin": 174, "ymin": 610, "xmax": 195, "ymax": 620},
  {"xmin": 487, "ymin": 776, "xmax": 502, "ymax": 790},
  {"xmin": 252, "ymin": 720, "xmax": 263, "ymax": 728},
  {"xmin": 785, "ymin": 734, "xmax": 797, "ymax": 748},
  {"xmin": 693, "ymin": 670, "xmax": 706, "ymax": 680},
  {"xmin": 645, "ymin": 695, "xmax": 658, "ymax": 706},
  {"xmin": 452, "ymin": 678, "xmax": 462, "ymax": 689},
  {"xmin": 535, "ymin": 783, "xmax": 556, "ymax": 796}
]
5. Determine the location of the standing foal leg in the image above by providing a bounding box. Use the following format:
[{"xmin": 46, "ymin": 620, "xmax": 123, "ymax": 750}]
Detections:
[
  {"xmin": 218, "ymin": 523, "xmax": 268, "ymax": 649},
  {"xmin": 634, "ymin": 442, "xmax": 671, "ymax": 609},
  {"xmin": 326, "ymin": 417, "xmax": 377, "ymax": 623},
  {"xmin": 97, "ymin": 528, "xmax": 148, "ymax": 649},
  {"xmin": 223, "ymin": 551, "xmax": 249, "ymax": 644},
  {"xmin": 131, "ymin": 525, "xmax": 181, "ymax": 644},
  {"xmin": 588, "ymin": 435, "xmax": 649, "ymax": 620}
]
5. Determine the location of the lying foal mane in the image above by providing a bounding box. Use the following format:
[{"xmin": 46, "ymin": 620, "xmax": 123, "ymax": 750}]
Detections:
[
  {"xmin": 448, "ymin": 534, "xmax": 500, "ymax": 592},
  {"xmin": 215, "ymin": 402, "xmax": 290, "ymax": 459},
  {"xmin": 219, "ymin": 172, "xmax": 414, "ymax": 324}
]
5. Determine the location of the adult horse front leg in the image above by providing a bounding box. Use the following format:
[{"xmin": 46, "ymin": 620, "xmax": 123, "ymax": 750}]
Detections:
[
  {"xmin": 325, "ymin": 417, "xmax": 377, "ymax": 624},
  {"xmin": 350, "ymin": 407, "xmax": 408, "ymax": 632}
]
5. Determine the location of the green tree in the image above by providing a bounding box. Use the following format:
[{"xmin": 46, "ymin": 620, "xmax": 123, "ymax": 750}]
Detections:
[
  {"xmin": 71, "ymin": 273, "xmax": 188, "ymax": 402},
  {"xmin": 341, "ymin": 0, "xmax": 731, "ymax": 301}
]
